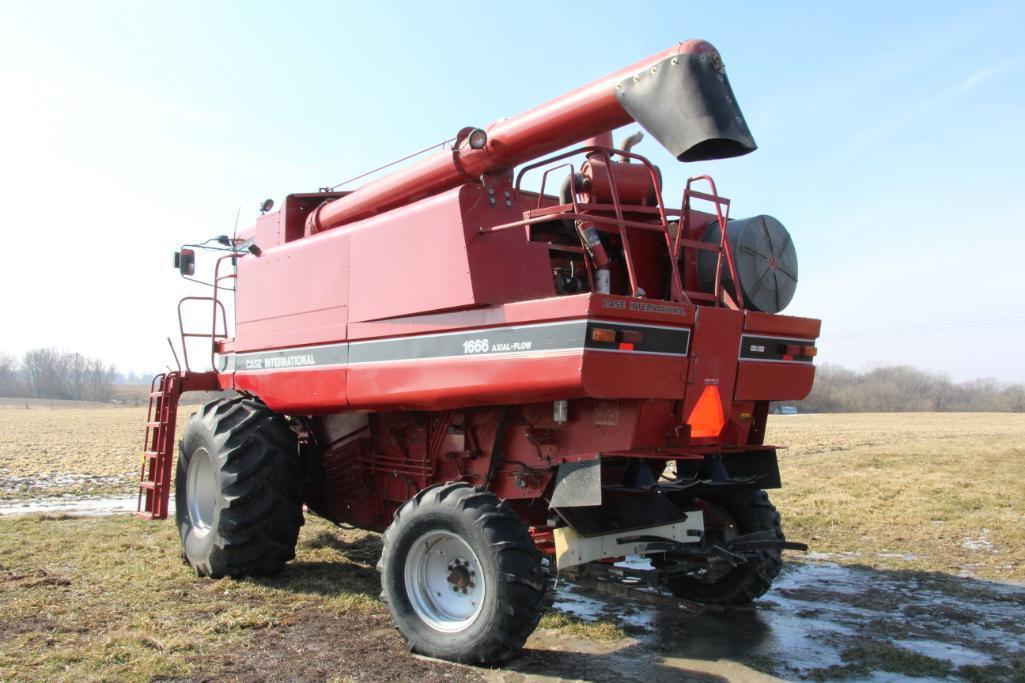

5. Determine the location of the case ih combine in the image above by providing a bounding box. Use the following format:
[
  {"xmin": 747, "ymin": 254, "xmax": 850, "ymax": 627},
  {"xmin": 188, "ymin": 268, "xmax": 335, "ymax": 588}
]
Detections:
[{"xmin": 140, "ymin": 39, "xmax": 818, "ymax": 664}]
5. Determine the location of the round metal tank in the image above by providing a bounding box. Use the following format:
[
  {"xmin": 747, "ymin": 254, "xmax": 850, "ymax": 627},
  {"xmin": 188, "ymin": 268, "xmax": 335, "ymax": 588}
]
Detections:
[{"xmin": 697, "ymin": 215, "xmax": 798, "ymax": 313}]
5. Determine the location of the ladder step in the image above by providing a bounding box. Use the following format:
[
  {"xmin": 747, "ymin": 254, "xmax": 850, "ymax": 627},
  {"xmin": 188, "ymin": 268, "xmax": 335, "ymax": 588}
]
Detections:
[
  {"xmin": 138, "ymin": 481, "xmax": 164, "ymax": 491},
  {"xmin": 145, "ymin": 421, "xmax": 165, "ymax": 427}
]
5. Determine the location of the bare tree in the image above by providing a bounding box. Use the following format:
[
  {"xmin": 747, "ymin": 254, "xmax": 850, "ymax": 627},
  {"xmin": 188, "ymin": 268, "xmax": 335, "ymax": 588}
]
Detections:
[
  {"xmin": 84, "ymin": 358, "xmax": 116, "ymax": 401},
  {"xmin": 18, "ymin": 348, "xmax": 118, "ymax": 401},
  {"xmin": 799, "ymin": 363, "xmax": 1024, "ymax": 413},
  {"xmin": 23, "ymin": 348, "xmax": 71, "ymax": 399},
  {"xmin": 0, "ymin": 352, "xmax": 21, "ymax": 397}
]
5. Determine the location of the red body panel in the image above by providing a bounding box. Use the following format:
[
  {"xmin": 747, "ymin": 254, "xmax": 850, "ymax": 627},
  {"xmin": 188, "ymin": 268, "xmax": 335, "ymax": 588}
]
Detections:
[{"xmin": 165, "ymin": 39, "xmax": 820, "ymax": 535}]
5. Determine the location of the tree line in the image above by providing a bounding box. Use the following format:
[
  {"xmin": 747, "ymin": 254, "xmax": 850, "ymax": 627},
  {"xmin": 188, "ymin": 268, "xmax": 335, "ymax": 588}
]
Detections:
[
  {"xmin": 0, "ymin": 348, "xmax": 118, "ymax": 402},
  {"xmin": 796, "ymin": 364, "xmax": 1025, "ymax": 413}
]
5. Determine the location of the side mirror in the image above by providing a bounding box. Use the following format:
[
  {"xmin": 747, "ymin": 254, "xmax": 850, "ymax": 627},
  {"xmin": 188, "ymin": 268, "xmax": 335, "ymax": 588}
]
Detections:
[{"xmin": 174, "ymin": 248, "xmax": 196, "ymax": 276}]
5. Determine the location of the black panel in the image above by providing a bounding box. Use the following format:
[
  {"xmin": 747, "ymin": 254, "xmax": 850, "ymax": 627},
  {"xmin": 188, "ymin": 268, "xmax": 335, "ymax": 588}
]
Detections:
[
  {"xmin": 721, "ymin": 449, "xmax": 781, "ymax": 489},
  {"xmin": 555, "ymin": 489, "xmax": 688, "ymax": 537},
  {"xmin": 616, "ymin": 52, "xmax": 756, "ymax": 162},
  {"xmin": 584, "ymin": 321, "xmax": 690, "ymax": 356},
  {"xmin": 740, "ymin": 335, "xmax": 814, "ymax": 363}
]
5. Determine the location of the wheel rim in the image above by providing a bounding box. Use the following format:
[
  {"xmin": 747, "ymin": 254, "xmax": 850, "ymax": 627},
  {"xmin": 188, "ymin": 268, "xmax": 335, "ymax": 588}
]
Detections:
[
  {"xmin": 185, "ymin": 446, "xmax": 216, "ymax": 535},
  {"xmin": 404, "ymin": 530, "xmax": 486, "ymax": 633}
]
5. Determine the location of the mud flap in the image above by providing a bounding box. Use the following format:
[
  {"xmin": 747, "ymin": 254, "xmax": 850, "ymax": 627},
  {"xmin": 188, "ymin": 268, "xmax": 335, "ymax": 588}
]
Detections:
[{"xmin": 549, "ymin": 459, "xmax": 602, "ymax": 508}]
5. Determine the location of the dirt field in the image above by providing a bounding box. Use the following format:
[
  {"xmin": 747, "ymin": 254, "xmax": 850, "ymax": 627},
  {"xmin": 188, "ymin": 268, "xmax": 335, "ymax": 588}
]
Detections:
[{"xmin": 1, "ymin": 407, "xmax": 1023, "ymax": 681}]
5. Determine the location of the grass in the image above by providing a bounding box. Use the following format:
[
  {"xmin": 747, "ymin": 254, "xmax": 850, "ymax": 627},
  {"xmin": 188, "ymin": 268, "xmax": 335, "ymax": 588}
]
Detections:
[
  {"xmin": 770, "ymin": 413, "xmax": 1025, "ymax": 582},
  {"xmin": 0, "ymin": 514, "xmax": 384, "ymax": 681},
  {"xmin": 538, "ymin": 612, "xmax": 626, "ymax": 642},
  {"xmin": 2, "ymin": 408, "xmax": 1025, "ymax": 679}
]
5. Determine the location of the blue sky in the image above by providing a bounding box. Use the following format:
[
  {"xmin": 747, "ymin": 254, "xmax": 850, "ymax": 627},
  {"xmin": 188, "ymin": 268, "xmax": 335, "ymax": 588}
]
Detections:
[{"xmin": 1, "ymin": 1, "xmax": 1023, "ymax": 381}]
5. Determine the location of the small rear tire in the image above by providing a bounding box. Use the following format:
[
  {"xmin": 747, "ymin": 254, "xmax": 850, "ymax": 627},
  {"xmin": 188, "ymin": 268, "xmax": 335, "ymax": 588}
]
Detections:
[
  {"xmin": 378, "ymin": 483, "xmax": 546, "ymax": 665},
  {"xmin": 657, "ymin": 489, "xmax": 783, "ymax": 605},
  {"xmin": 175, "ymin": 396, "xmax": 303, "ymax": 578}
]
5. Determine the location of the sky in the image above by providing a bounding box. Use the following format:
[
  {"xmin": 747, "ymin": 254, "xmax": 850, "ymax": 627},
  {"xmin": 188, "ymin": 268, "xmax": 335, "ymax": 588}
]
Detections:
[{"xmin": 0, "ymin": 1, "xmax": 1023, "ymax": 382}]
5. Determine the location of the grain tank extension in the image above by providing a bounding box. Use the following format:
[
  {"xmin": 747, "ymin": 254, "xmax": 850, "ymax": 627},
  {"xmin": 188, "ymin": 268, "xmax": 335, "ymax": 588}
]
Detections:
[{"xmin": 140, "ymin": 39, "xmax": 819, "ymax": 664}]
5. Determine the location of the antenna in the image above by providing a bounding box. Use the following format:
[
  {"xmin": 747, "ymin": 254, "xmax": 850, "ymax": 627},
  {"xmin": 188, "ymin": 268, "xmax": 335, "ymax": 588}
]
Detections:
[{"xmin": 231, "ymin": 206, "xmax": 241, "ymax": 244}]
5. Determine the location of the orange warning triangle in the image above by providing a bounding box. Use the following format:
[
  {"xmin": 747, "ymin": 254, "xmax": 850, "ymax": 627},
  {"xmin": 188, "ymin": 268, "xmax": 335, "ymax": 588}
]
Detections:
[{"xmin": 686, "ymin": 384, "xmax": 725, "ymax": 438}]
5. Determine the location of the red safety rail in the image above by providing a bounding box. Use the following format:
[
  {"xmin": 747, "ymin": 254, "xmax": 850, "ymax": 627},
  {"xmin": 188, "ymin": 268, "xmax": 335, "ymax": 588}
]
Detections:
[
  {"xmin": 486, "ymin": 147, "xmax": 749, "ymax": 307},
  {"xmin": 136, "ymin": 371, "xmax": 181, "ymax": 519},
  {"xmin": 486, "ymin": 146, "xmax": 685, "ymax": 301},
  {"xmin": 677, "ymin": 175, "xmax": 744, "ymax": 310}
]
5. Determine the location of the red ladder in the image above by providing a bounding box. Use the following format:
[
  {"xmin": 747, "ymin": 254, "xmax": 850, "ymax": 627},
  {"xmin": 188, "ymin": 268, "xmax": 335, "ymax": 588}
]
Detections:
[{"xmin": 136, "ymin": 372, "xmax": 182, "ymax": 520}]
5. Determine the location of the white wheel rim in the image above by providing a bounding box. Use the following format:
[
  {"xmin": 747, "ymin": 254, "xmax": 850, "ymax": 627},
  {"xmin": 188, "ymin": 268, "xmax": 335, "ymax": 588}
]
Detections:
[
  {"xmin": 186, "ymin": 446, "xmax": 216, "ymax": 535},
  {"xmin": 404, "ymin": 530, "xmax": 486, "ymax": 633}
]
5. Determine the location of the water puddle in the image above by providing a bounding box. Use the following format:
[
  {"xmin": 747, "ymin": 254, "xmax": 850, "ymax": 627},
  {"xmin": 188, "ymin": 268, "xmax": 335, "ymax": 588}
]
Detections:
[
  {"xmin": 0, "ymin": 496, "xmax": 157, "ymax": 516},
  {"xmin": 500, "ymin": 560, "xmax": 1025, "ymax": 681}
]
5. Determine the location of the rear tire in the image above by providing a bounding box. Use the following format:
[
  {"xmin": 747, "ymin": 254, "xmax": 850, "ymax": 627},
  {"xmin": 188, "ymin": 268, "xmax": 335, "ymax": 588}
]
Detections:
[
  {"xmin": 658, "ymin": 489, "xmax": 783, "ymax": 605},
  {"xmin": 378, "ymin": 483, "xmax": 546, "ymax": 665},
  {"xmin": 175, "ymin": 396, "xmax": 303, "ymax": 578}
]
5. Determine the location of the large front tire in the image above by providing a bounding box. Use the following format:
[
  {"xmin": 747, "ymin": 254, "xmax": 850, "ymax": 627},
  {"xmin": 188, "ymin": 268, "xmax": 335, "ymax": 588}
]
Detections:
[
  {"xmin": 378, "ymin": 483, "xmax": 546, "ymax": 665},
  {"xmin": 175, "ymin": 397, "xmax": 303, "ymax": 578}
]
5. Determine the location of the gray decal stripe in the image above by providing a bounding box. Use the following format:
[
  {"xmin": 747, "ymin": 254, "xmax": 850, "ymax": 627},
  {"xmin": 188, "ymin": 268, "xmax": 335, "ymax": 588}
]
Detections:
[
  {"xmin": 235, "ymin": 343, "xmax": 348, "ymax": 372},
  {"xmin": 349, "ymin": 320, "xmax": 589, "ymax": 364},
  {"xmin": 230, "ymin": 319, "xmax": 692, "ymax": 371}
]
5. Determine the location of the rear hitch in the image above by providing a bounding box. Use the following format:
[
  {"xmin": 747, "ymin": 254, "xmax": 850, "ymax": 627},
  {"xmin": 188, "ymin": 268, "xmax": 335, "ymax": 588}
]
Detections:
[{"xmin": 561, "ymin": 531, "xmax": 808, "ymax": 596}]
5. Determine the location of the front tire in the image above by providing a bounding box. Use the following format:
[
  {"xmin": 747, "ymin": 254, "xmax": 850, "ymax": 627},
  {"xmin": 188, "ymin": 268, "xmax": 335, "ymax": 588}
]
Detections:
[
  {"xmin": 175, "ymin": 397, "xmax": 303, "ymax": 578},
  {"xmin": 378, "ymin": 483, "xmax": 546, "ymax": 665}
]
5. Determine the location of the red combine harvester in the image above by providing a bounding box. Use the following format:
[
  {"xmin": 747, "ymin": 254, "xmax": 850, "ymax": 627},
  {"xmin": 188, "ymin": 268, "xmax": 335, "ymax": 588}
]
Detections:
[{"xmin": 141, "ymin": 39, "xmax": 817, "ymax": 664}]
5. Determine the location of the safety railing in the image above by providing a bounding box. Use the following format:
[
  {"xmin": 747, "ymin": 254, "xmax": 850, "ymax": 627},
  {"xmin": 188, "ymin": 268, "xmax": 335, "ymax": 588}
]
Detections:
[
  {"xmin": 484, "ymin": 145, "xmax": 756, "ymax": 307},
  {"xmin": 486, "ymin": 145, "xmax": 686, "ymax": 302},
  {"xmin": 678, "ymin": 175, "xmax": 743, "ymax": 310}
]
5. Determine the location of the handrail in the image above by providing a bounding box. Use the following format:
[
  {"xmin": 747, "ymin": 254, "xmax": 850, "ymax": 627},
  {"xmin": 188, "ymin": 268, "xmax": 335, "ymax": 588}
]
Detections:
[
  {"xmin": 211, "ymin": 254, "xmax": 240, "ymax": 370},
  {"xmin": 679, "ymin": 175, "xmax": 743, "ymax": 309},
  {"xmin": 176, "ymin": 297, "xmax": 229, "ymax": 373},
  {"xmin": 512, "ymin": 145, "xmax": 687, "ymax": 302}
]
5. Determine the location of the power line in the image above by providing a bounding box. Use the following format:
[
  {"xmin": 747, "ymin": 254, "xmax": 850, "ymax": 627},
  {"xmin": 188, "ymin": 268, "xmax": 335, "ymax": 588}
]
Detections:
[
  {"xmin": 328, "ymin": 137, "xmax": 455, "ymax": 190},
  {"xmin": 822, "ymin": 316, "xmax": 1025, "ymax": 342}
]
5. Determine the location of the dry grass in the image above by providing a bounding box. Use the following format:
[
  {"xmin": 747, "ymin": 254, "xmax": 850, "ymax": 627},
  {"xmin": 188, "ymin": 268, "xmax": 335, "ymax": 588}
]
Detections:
[
  {"xmin": 1, "ymin": 409, "xmax": 1024, "ymax": 679},
  {"xmin": 538, "ymin": 612, "xmax": 626, "ymax": 642},
  {"xmin": 770, "ymin": 413, "xmax": 1025, "ymax": 582},
  {"xmin": 0, "ymin": 514, "xmax": 418, "ymax": 682},
  {"xmin": 0, "ymin": 406, "xmax": 190, "ymax": 500}
]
